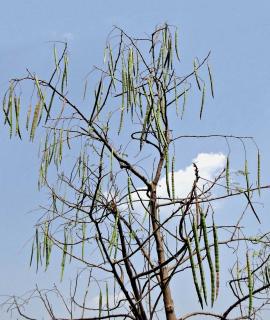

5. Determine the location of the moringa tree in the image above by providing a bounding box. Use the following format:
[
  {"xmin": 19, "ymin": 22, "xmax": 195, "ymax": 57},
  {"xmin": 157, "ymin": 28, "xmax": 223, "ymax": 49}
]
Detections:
[{"xmin": 2, "ymin": 24, "xmax": 270, "ymax": 320}]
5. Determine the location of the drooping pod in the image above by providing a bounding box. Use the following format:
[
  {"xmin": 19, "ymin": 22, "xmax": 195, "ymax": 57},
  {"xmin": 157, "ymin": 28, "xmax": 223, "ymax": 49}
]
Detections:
[
  {"xmin": 192, "ymin": 220, "xmax": 207, "ymax": 305},
  {"xmin": 186, "ymin": 237, "xmax": 204, "ymax": 309},
  {"xmin": 246, "ymin": 252, "xmax": 253, "ymax": 317},
  {"xmin": 226, "ymin": 156, "xmax": 230, "ymax": 194},
  {"xmin": 212, "ymin": 220, "xmax": 220, "ymax": 300},
  {"xmin": 201, "ymin": 209, "xmax": 215, "ymax": 307}
]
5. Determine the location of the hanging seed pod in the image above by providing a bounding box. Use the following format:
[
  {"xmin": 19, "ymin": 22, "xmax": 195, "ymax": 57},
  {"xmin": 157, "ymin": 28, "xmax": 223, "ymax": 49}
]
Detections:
[
  {"xmin": 165, "ymin": 148, "xmax": 171, "ymax": 198},
  {"xmin": 60, "ymin": 228, "xmax": 68, "ymax": 281},
  {"xmin": 244, "ymin": 159, "xmax": 250, "ymax": 198},
  {"xmin": 171, "ymin": 156, "xmax": 175, "ymax": 201},
  {"xmin": 181, "ymin": 87, "xmax": 187, "ymax": 120},
  {"xmin": 186, "ymin": 237, "xmax": 204, "ymax": 309},
  {"xmin": 201, "ymin": 210, "xmax": 215, "ymax": 307},
  {"xmin": 199, "ymin": 83, "xmax": 205, "ymax": 119},
  {"xmin": 61, "ymin": 54, "xmax": 68, "ymax": 94},
  {"xmin": 207, "ymin": 63, "xmax": 214, "ymax": 98},
  {"xmin": 174, "ymin": 29, "xmax": 180, "ymax": 61},
  {"xmin": 246, "ymin": 252, "xmax": 253, "ymax": 317},
  {"xmin": 53, "ymin": 45, "xmax": 59, "ymax": 75},
  {"xmin": 35, "ymin": 228, "xmax": 40, "ymax": 272},
  {"xmin": 30, "ymin": 101, "xmax": 41, "ymax": 141},
  {"xmin": 226, "ymin": 156, "xmax": 230, "ymax": 194},
  {"xmin": 14, "ymin": 96, "xmax": 21, "ymax": 139},
  {"xmin": 7, "ymin": 84, "xmax": 13, "ymax": 138},
  {"xmin": 81, "ymin": 221, "xmax": 86, "ymax": 259},
  {"xmin": 213, "ymin": 220, "xmax": 220, "ymax": 300},
  {"xmin": 192, "ymin": 220, "xmax": 208, "ymax": 305},
  {"xmin": 257, "ymin": 150, "xmax": 261, "ymax": 196},
  {"xmin": 193, "ymin": 60, "xmax": 201, "ymax": 91},
  {"xmin": 99, "ymin": 289, "xmax": 103, "ymax": 318},
  {"xmin": 174, "ymin": 77, "xmax": 179, "ymax": 116},
  {"xmin": 127, "ymin": 175, "xmax": 134, "ymax": 210},
  {"xmin": 106, "ymin": 282, "xmax": 110, "ymax": 315}
]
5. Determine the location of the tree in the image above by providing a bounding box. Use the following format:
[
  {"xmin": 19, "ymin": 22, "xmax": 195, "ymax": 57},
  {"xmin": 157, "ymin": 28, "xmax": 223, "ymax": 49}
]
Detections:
[{"xmin": 2, "ymin": 24, "xmax": 270, "ymax": 320}]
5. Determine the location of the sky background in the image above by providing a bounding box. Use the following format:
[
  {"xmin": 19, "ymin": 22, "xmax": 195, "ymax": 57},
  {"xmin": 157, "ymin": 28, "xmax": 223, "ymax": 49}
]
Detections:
[{"xmin": 1, "ymin": 0, "xmax": 270, "ymax": 318}]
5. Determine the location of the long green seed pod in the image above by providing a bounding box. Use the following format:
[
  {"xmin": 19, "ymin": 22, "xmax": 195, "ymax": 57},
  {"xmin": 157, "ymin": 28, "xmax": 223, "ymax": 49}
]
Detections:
[
  {"xmin": 213, "ymin": 220, "xmax": 220, "ymax": 300},
  {"xmin": 174, "ymin": 29, "xmax": 180, "ymax": 61},
  {"xmin": 30, "ymin": 101, "xmax": 41, "ymax": 141},
  {"xmin": 207, "ymin": 63, "xmax": 214, "ymax": 98},
  {"xmin": 14, "ymin": 96, "xmax": 21, "ymax": 139},
  {"xmin": 165, "ymin": 148, "xmax": 171, "ymax": 198},
  {"xmin": 127, "ymin": 176, "xmax": 134, "ymax": 210},
  {"xmin": 99, "ymin": 289, "xmax": 103, "ymax": 318},
  {"xmin": 35, "ymin": 228, "xmax": 40, "ymax": 272},
  {"xmin": 60, "ymin": 228, "xmax": 67, "ymax": 281},
  {"xmin": 186, "ymin": 237, "xmax": 204, "ymax": 309},
  {"xmin": 201, "ymin": 210, "xmax": 215, "ymax": 307},
  {"xmin": 181, "ymin": 87, "xmax": 187, "ymax": 120},
  {"xmin": 192, "ymin": 220, "xmax": 208, "ymax": 305},
  {"xmin": 244, "ymin": 159, "xmax": 250, "ymax": 198},
  {"xmin": 171, "ymin": 156, "xmax": 175, "ymax": 201},
  {"xmin": 226, "ymin": 156, "xmax": 230, "ymax": 194},
  {"xmin": 193, "ymin": 60, "xmax": 201, "ymax": 91},
  {"xmin": 8, "ymin": 84, "xmax": 13, "ymax": 138},
  {"xmin": 257, "ymin": 151, "xmax": 261, "ymax": 196},
  {"xmin": 199, "ymin": 83, "xmax": 205, "ymax": 119},
  {"xmin": 246, "ymin": 252, "xmax": 253, "ymax": 317},
  {"xmin": 174, "ymin": 77, "xmax": 179, "ymax": 116}
]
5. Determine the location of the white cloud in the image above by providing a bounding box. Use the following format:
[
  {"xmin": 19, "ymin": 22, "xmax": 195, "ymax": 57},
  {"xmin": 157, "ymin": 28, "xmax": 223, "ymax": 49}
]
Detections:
[
  {"xmin": 129, "ymin": 153, "xmax": 226, "ymax": 209},
  {"xmin": 157, "ymin": 152, "xmax": 226, "ymax": 199}
]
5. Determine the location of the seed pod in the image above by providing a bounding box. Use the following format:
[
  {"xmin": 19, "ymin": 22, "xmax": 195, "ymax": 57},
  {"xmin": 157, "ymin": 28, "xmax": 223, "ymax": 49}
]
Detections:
[
  {"xmin": 186, "ymin": 237, "xmax": 204, "ymax": 309},
  {"xmin": 99, "ymin": 289, "xmax": 103, "ymax": 318},
  {"xmin": 193, "ymin": 60, "xmax": 201, "ymax": 91},
  {"xmin": 171, "ymin": 156, "xmax": 175, "ymax": 201},
  {"xmin": 14, "ymin": 96, "xmax": 21, "ymax": 139},
  {"xmin": 201, "ymin": 210, "xmax": 215, "ymax": 307},
  {"xmin": 257, "ymin": 150, "xmax": 261, "ymax": 196},
  {"xmin": 199, "ymin": 83, "xmax": 205, "ymax": 119},
  {"xmin": 244, "ymin": 159, "xmax": 250, "ymax": 198},
  {"xmin": 192, "ymin": 220, "xmax": 207, "ymax": 304},
  {"xmin": 35, "ymin": 228, "xmax": 40, "ymax": 272},
  {"xmin": 81, "ymin": 221, "xmax": 86, "ymax": 259},
  {"xmin": 213, "ymin": 220, "xmax": 220, "ymax": 300},
  {"xmin": 127, "ymin": 176, "xmax": 134, "ymax": 210},
  {"xmin": 181, "ymin": 87, "xmax": 187, "ymax": 120},
  {"xmin": 226, "ymin": 156, "xmax": 230, "ymax": 194},
  {"xmin": 165, "ymin": 148, "xmax": 171, "ymax": 198},
  {"xmin": 60, "ymin": 228, "xmax": 67, "ymax": 281},
  {"xmin": 174, "ymin": 77, "xmax": 179, "ymax": 116},
  {"xmin": 246, "ymin": 252, "xmax": 253, "ymax": 317},
  {"xmin": 207, "ymin": 63, "xmax": 214, "ymax": 98},
  {"xmin": 174, "ymin": 29, "xmax": 180, "ymax": 61},
  {"xmin": 30, "ymin": 101, "xmax": 41, "ymax": 141}
]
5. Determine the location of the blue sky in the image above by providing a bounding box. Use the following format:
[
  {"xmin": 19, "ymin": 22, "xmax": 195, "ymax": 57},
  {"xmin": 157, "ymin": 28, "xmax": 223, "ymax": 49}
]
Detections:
[{"xmin": 1, "ymin": 0, "xmax": 270, "ymax": 318}]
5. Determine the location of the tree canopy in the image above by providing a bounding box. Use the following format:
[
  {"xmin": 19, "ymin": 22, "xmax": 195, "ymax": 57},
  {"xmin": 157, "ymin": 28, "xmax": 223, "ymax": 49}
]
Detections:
[{"xmin": 2, "ymin": 24, "xmax": 270, "ymax": 320}]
